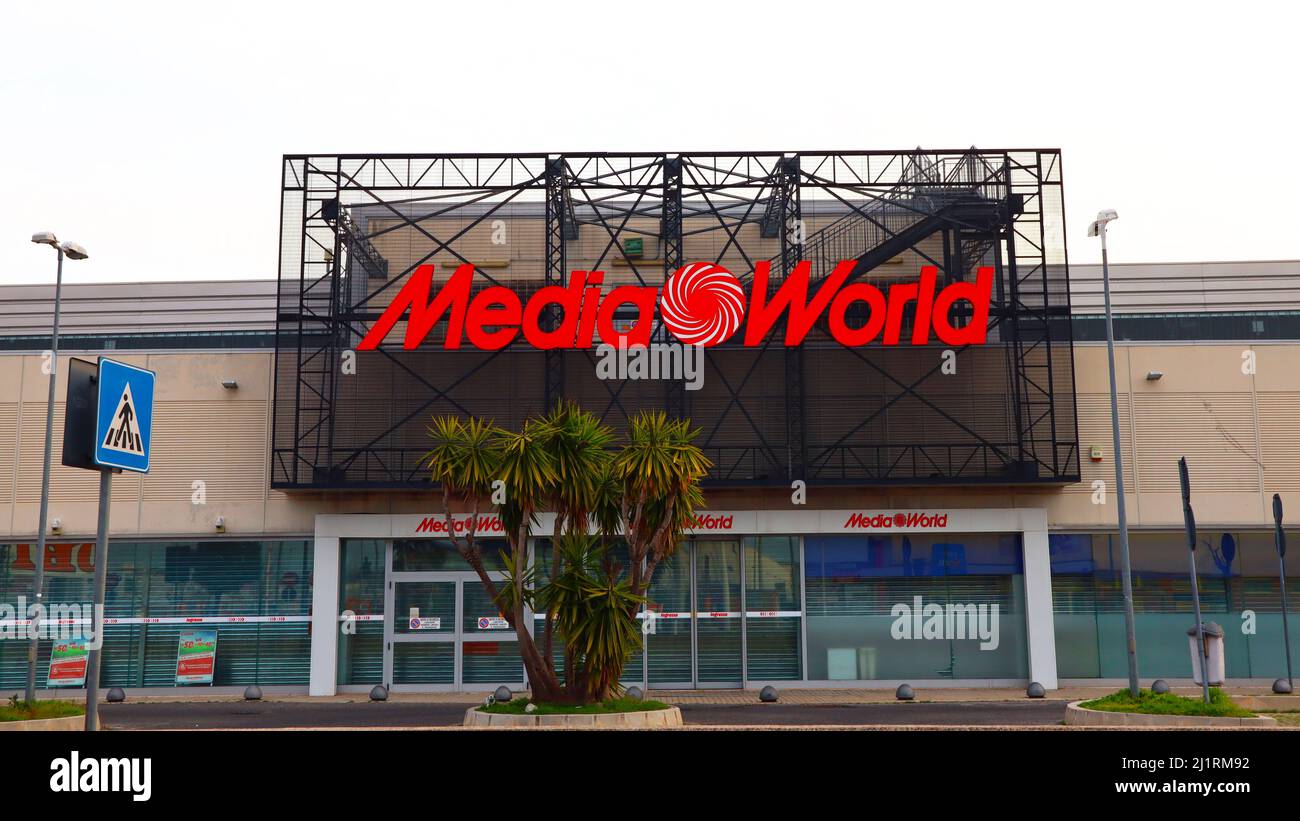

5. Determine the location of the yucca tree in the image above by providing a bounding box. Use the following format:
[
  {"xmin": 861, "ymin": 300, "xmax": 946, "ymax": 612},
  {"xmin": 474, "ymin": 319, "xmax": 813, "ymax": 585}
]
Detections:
[
  {"xmin": 536, "ymin": 401, "xmax": 615, "ymax": 672},
  {"xmin": 425, "ymin": 406, "xmax": 708, "ymax": 704},
  {"xmin": 423, "ymin": 416, "xmax": 503, "ymax": 596},
  {"xmin": 424, "ymin": 414, "xmax": 565, "ymax": 701},
  {"xmin": 612, "ymin": 411, "xmax": 711, "ymax": 600},
  {"xmin": 538, "ymin": 534, "xmax": 643, "ymax": 701},
  {"xmin": 492, "ymin": 418, "xmax": 565, "ymax": 700}
]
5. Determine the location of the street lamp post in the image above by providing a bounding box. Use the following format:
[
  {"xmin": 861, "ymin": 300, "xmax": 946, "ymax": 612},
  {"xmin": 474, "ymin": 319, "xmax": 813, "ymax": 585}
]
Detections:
[
  {"xmin": 25, "ymin": 232, "xmax": 88, "ymax": 704},
  {"xmin": 1088, "ymin": 210, "xmax": 1140, "ymax": 697}
]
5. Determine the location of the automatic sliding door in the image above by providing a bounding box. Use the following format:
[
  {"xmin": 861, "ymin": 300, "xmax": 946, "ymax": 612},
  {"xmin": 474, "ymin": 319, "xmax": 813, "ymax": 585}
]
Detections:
[
  {"xmin": 744, "ymin": 536, "xmax": 803, "ymax": 682},
  {"xmin": 646, "ymin": 545, "xmax": 692, "ymax": 687},
  {"xmin": 694, "ymin": 540, "xmax": 742, "ymax": 686}
]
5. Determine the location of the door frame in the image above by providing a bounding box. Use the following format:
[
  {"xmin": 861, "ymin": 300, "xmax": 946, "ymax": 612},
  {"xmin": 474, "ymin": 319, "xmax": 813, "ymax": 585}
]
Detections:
[
  {"xmin": 641, "ymin": 538, "xmax": 747, "ymax": 690},
  {"xmin": 382, "ymin": 541, "xmax": 526, "ymax": 693}
]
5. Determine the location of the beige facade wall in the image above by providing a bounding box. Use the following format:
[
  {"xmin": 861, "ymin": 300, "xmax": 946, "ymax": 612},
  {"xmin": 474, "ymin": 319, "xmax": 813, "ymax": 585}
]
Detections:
[{"xmin": 1, "ymin": 341, "xmax": 1296, "ymax": 540}]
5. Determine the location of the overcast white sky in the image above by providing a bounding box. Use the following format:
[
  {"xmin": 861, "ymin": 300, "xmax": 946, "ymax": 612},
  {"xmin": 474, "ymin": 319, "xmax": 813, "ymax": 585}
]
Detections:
[{"xmin": 2, "ymin": 0, "xmax": 1297, "ymax": 285}]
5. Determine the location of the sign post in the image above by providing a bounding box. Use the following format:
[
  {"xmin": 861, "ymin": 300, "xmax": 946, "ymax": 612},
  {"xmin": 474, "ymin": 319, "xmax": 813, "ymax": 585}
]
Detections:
[
  {"xmin": 80, "ymin": 358, "xmax": 155, "ymax": 731},
  {"xmin": 1178, "ymin": 457, "xmax": 1211, "ymax": 705},
  {"xmin": 83, "ymin": 470, "xmax": 112, "ymax": 730},
  {"xmin": 1274, "ymin": 494, "xmax": 1293, "ymax": 692}
]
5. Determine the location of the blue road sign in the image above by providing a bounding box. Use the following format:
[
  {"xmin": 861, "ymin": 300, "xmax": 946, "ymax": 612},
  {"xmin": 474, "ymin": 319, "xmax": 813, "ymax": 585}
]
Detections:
[{"xmin": 93, "ymin": 359, "xmax": 155, "ymax": 473}]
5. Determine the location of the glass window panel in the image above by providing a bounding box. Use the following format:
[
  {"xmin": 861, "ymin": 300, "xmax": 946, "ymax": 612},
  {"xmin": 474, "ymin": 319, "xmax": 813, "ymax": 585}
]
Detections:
[
  {"xmin": 393, "ymin": 538, "xmax": 508, "ymax": 572},
  {"xmin": 747, "ymin": 618, "xmax": 801, "ymax": 680},
  {"xmin": 462, "ymin": 641, "xmax": 523, "ymax": 684},
  {"xmin": 337, "ymin": 621, "xmax": 383, "ymax": 686},
  {"xmin": 462, "ymin": 581, "xmax": 513, "ymax": 634},
  {"xmin": 745, "ymin": 537, "xmax": 800, "ymax": 611},
  {"xmin": 646, "ymin": 544, "xmax": 691, "ymax": 613},
  {"xmin": 393, "ymin": 642, "xmax": 454, "ymax": 685},
  {"xmin": 337, "ymin": 539, "xmax": 384, "ymax": 686},
  {"xmin": 1051, "ymin": 531, "xmax": 1300, "ymax": 679},
  {"xmin": 394, "ymin": 582, "xmax": 455, "ymax": 634},
  {"xmin": 805, "ymin": 534, "xmax": 1026, "ymax": 681},
  {"xmin": 647, "ymin": 618, "xmax": 691, "ymax": 685},
  {"xmin": 0, "ymin": 540, "xmax": 312, "ymax": 689}
]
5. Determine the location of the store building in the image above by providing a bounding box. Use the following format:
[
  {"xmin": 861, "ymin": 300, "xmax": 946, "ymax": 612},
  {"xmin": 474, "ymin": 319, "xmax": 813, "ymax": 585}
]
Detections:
[{"xmin": 2, "ymin": 150, "xmax": 1298, "ymax": 695}]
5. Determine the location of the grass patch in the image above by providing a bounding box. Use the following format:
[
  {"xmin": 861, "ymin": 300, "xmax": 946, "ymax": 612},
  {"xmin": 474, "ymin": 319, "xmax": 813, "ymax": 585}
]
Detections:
[
  {"xmin": 1079, "ymin": 687, "xmax": 1254, "ymax": 718},
  {"xmin": 0, "ymin": 697, "xmax": 85, "ymax": 722},
  {"xmin": 479, "ymin": 696, "xmax": 671, "ymax": 715},
  {"xmin": 1266, "ymin": 712, "xmax": 1300, "ymax": 727}
]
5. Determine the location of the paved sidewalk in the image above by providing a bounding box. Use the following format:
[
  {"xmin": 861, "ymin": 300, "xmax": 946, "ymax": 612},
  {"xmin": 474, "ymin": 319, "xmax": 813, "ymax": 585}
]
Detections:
[{"xmin": 102, "ymin": 684, "xmax": 1288, "ymax": 706}]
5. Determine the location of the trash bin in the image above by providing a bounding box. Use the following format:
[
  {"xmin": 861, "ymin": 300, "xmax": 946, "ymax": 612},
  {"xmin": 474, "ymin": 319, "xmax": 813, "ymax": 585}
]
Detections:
[{"xmin": 1187, "ymin": 622, "xmax": 1225, "ymax": 686}]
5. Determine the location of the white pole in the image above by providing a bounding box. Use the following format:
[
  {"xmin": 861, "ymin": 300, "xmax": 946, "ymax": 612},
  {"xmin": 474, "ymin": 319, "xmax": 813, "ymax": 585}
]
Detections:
[
  {"xmin": 1098, "ymin": 218, "xmax": 1141, "ymax": 697},
  {"xmin": 26, "ymin": 246, "xmax": 65, "ymax": 704}
]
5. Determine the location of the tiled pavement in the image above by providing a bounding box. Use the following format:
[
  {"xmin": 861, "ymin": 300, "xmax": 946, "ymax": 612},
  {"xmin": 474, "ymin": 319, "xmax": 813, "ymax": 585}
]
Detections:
[{"xmin": 117, "ymin": 685, "xmax": 1289, "ymax": 706}]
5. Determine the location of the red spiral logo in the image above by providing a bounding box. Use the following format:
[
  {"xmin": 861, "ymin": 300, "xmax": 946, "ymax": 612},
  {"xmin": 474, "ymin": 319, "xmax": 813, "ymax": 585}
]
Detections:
[{"xmin": 659, "ymin": 262, "xmax": 746, "ymax": 346}]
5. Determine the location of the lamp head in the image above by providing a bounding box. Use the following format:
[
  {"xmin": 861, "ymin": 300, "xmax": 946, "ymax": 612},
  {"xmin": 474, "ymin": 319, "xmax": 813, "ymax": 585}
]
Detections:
[
  {"xmin": 1087, "ymin": 209, "xmax": 1118, "ymax": 237},
  {"xmin": 31, "ymin": 231, "xmax": 59, "ymax": 246},
  {"xmin": 60, "ymin": 242, "xmax": 88, "ymax": 260}
]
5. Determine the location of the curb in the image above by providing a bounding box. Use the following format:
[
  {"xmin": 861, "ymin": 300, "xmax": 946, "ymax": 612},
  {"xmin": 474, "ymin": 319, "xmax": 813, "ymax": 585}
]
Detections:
[
  {"xmin": 1230, "ymin": 694, "xmax": 1300, "ymax": 712},
  {"xmin": 0, "ymin": 714, "xmax": 90, "ymax": 732},
  {"xmin": 1064, "ymin": 701, "xmax": 1278, "ymax": 728},
  {"xmin": 463, "ymin": 705, "xmax": 683, "ymax": 728}
]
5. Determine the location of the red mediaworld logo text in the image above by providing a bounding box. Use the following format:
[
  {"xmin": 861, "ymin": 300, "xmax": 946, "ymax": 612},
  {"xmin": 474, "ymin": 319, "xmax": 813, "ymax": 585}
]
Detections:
[
  {"xmin": 689, "ymin": 514, "xmax": 734, "ymax": 531},
  {"xmin": 414, "ymin": 515, "xmax": 504, "ymax": 535},
  {"xmin": 357, "ymin": 261, "xmax": 994, "ymax": 351},
  {"xmin": 843, "ymin": 512, "xmax": 949, "ymax": 529}
]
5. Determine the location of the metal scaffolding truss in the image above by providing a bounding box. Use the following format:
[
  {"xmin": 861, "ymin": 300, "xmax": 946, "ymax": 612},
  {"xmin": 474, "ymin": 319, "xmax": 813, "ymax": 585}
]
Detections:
[{"xmin": 273, "ymin": 149, "xmax": 1078, "ymax": 489}]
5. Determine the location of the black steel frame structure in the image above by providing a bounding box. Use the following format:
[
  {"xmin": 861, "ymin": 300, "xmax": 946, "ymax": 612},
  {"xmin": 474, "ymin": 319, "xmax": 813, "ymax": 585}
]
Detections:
[{"xmin": 273, "ymin": 149, "xmax": 1078, "ymax": 489}]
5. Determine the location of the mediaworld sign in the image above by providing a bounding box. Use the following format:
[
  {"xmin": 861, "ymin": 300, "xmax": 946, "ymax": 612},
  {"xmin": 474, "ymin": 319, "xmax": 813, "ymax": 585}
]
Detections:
[
  {"xmin": 843, "ymin": 512, "xmax": 949, "ymax": 530},
  {"xmin": 358, "ymin": 261, "xmax": 994, "ymax": 351},
  {"xmin": 404, "ymin": 510, "xmax": 952, "ymax": 537}
]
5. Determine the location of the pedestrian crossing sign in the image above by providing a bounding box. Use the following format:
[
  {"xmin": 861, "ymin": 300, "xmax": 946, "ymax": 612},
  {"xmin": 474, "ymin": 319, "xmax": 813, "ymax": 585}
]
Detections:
[{"xmin": 94, "ymin": 359, "xmax": 155, "ymax": 473}]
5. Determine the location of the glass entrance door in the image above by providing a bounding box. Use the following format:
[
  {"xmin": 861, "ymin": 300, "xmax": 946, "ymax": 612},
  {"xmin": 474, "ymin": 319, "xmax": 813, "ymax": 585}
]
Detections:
[
  {"xmin": 383, "ymin": 539, "xmax": 524, "ymax": 691},
  {"xmin": 693, "ymin": 540, "xmax": 743, "ymax": 687},
  {"xmin": 642, "ymin": 540, "xmax": 744, "ymax": 689},
  {"xmin": 387, "ymin": 579, "xmax": 456, "ymax": 686},
  {"xmin": 644, "ymin": 545, "xmax": 693, "ymax": 687}
]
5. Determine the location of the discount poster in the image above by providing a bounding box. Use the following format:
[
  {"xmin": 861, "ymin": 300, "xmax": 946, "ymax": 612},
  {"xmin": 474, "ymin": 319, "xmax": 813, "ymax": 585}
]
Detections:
[
  {"xmin": 175, "ymin": 629, "xmax": 218, "ymax": 685},
  {"xmin": 47, "ymin": 638, "xmax": 89, "ymax": 687}
]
